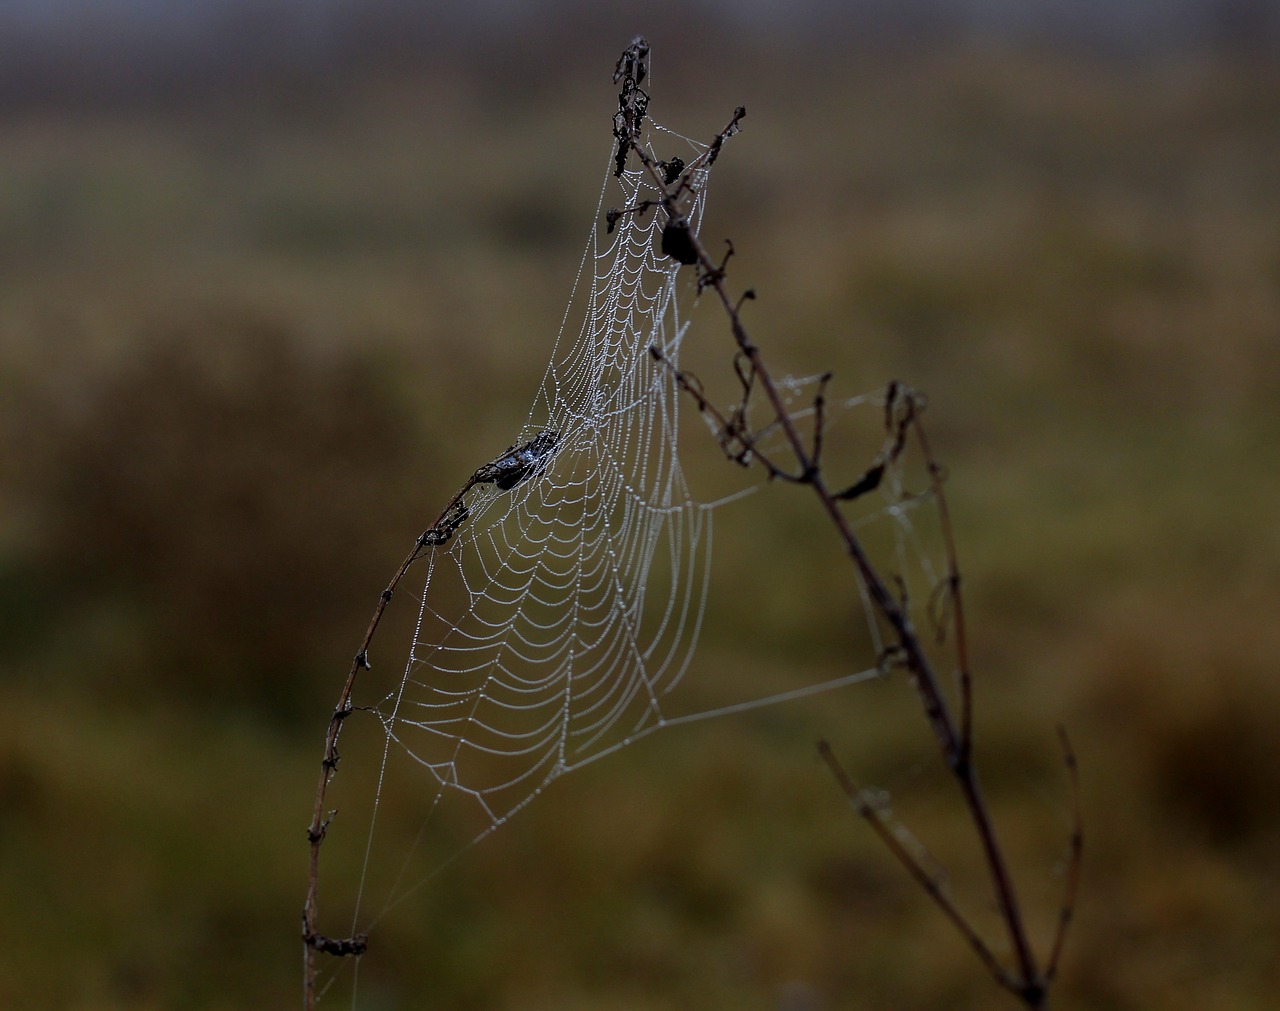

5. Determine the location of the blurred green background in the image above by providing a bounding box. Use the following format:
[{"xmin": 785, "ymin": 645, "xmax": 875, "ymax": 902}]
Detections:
[{"xmin": 2, "ymin": 2, "xmax": 1278, "ymax": 1008}]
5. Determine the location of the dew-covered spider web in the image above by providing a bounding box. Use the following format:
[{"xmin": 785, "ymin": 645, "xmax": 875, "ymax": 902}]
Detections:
[{"xmin": 315, "ymin": 45, "xmax": 947, "ymax": 1004}]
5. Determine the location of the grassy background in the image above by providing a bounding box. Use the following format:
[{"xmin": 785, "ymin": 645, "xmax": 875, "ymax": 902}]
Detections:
[{"xmin": 2, "ymin": 14, "xmax": 1278, "ymax": 1010}]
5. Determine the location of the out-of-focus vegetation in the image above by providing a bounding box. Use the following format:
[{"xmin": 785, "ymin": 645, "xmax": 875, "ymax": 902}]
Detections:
[{"xmin": 2, "ymin": 7, "xmax": 1278, "ymax": 1009}]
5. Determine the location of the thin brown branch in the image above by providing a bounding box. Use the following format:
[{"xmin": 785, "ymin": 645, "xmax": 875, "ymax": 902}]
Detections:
[
  {"xmin": 302, "ymin": 433, "xmax": 559, "ymax": 1007},
  {"xmin": 611, "ymin": 45, "xmax": 1060, "ymax": 1006},
  {"xmin": 818, "ymin": 741, "xmax": 1013, "ymax": 990},
  {"xmin": 912, "ymin": 409, "xmax": 974, "ymax": 762},
  {"xmin": 302, "ymin": 526, "xmax": 431, "ymax": 1008},
  {"xmin": 648, "ymin": 344, "xmax": 807, "ymax": 481},
  {"xmin": 1045, "ymin": 726, "xmax": 1084, "ymax": 984},
  {"xmin": 806, "ymin": 371, "xmax": 833, "ymax": 481}
]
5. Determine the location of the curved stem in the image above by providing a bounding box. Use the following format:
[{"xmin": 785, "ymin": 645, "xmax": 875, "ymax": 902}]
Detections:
[{"xmin": 302, "ymin": 479, "xmax": 477, "ymax": 1010}]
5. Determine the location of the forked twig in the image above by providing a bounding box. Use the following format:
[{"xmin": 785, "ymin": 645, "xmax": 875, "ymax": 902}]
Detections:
[
  {"xmin": 817, "ymin": 741, "xmax": 1014, "ymax": 990},
  {"xmin": 611, "ymin": 37, "xmax": 1079, "ymax": 1008},
  {"xmin": 649, "ymin": 343, "xmax": 807, "ymax": 481}
]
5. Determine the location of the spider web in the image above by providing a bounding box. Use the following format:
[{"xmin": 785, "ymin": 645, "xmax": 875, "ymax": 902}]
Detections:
[
  {"xmin": 375, "ymin": 123, "xmax": 722, "ymax": 836},
  {"xmin": 325, "ymin": 65, "xmax": 942, "ymax": 992}
]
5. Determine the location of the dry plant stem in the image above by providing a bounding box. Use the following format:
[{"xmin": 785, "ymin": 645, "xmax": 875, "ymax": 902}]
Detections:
[
  {"xmin": 301, "ymin": 480, "xmax": 480, "ymax": 1010},
  {"xmin": 817, "ymin": 741, "xmax": 1013, "ymax": 988},
  {"xmin": 915, "ymin": 419, "xmax": 974, "ymax": 758},
  {"xmin": 618, "ymin": 66, "xmax": 1061, "ymax": 1006},
  {"xmin": 1045, "ymin": 727, "xmax": 1084, "ymax": 984}
]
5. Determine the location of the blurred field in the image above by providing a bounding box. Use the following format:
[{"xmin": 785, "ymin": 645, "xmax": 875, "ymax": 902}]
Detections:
[{"xmin": 1, "ymin": 18, "xmax": 1278, "ymax": 1011}]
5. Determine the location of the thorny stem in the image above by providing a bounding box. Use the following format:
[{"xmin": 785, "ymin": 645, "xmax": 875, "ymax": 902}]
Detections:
[{"xmin": 613, "ymin": 38, "xmax": 1073, "ymax": 1007}]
